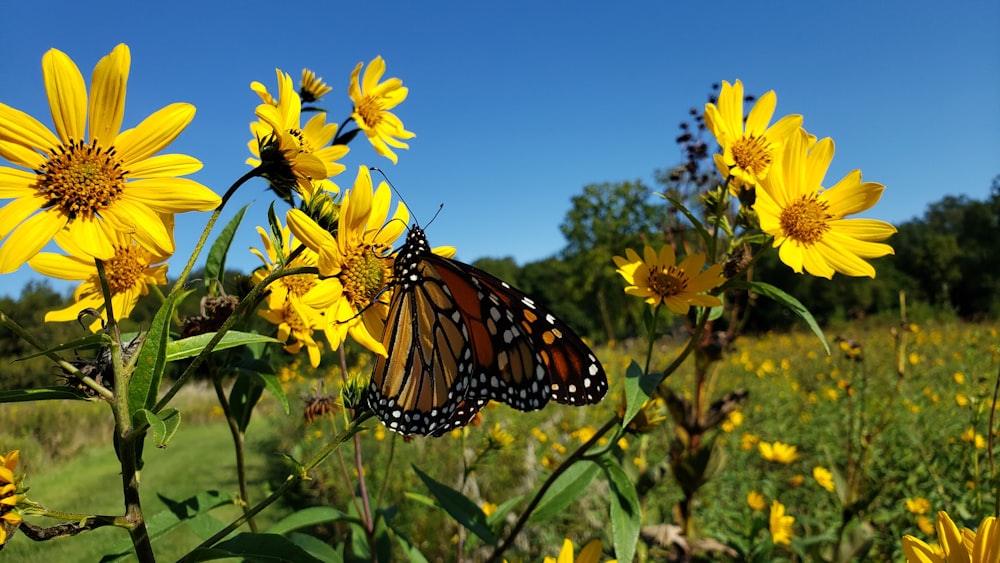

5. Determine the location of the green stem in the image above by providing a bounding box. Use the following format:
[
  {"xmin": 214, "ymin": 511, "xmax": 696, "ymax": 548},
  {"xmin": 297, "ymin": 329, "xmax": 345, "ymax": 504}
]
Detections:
[
  {"xmin": 212, "ymin": 372, "xmax": 257, "ymax": 532},
  {"xmin": 168, "ymin": 166, "xmax": 262, "ymax": 299},
  {"xmin": 151, "ymin": 265, "xmax": 317, "ymax": 416},
  {"xmin": 180, "ymin": 413, "xmax": 373, "ymax": 560},
  {"xmin": 643, "ymin": 303, "xmax": 662, "ymax": 376},
  {"xmin": 487, "ymin": 417, "xmax": 618, "ymax": 563}
]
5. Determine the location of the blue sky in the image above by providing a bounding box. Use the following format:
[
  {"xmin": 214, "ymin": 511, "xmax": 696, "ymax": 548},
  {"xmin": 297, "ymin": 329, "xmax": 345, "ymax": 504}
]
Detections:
[{"xmin": 1, "ymin": 0, "xmax": 998, "ymax": 298}]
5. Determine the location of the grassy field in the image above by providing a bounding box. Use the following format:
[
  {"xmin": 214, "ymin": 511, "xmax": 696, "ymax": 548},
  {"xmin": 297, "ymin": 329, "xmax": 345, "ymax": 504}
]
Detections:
[
  {"xmin": 3, "ymin": 315, "xmax": 998, "ymax": 560},
  {"xmin": 3, "ymin": 400, "xmax": 290, "ymax": 562}
]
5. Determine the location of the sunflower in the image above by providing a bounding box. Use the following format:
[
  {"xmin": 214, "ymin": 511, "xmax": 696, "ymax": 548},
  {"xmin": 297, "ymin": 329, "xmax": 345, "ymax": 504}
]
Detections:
[
  {"xmin": 299, "ymin": 69, "xmax": 332, "ymax": 103},
  {"xmin": 754, "ymin": 129, "xmax": 896, "ymax": 278},
  {"xmin": 349, "ymin": 56, "xmax": 415, "ymax": 164},
  {"xmin": 0, "ymin": 44, "xmax": 221, "ymax": 273},
  {"xmin": 248, "ymin": 70, "xmax": 349, "ymax": 195},
  {"xmin": 902, "ymin": 511, "xmax": 998, "ymax": 563},
  {"xmin": 0, "ymin": 449, "xmax": 24, "ymax": 547},
  {"xmin": 613, "ymin": 245, "xmax": 724, "ymax": 314},
  {"xmin": 29, "ymin": 225, "xmax": 171, "ymax": 332},
  {"xmin": 286, "ymin": 165, "xmax": 409, "ymax": 356},
  {"xmin": 250, "ymin": 220, "xmax": 328, "ymax": 367},
  {"xmin": 704, "ymin": 79, "xmax": 802, "ymax": 193}
]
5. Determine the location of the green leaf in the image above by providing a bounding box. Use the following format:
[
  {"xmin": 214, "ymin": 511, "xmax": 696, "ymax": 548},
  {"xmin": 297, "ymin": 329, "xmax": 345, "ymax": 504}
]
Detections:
[
  {"xmin": 132, "ymin": 408, "xmax": 179, "ymax": 448},
  {"xmin": 737, "ymin": 280, "xmax": 830, "ymax": 354},
  {"xmin": 102, "ymin": 491, "xmax": 234, "ymax": 560},
  {"xmin": 0, "ymin": 387, "xmax": 90, "ymax": 403},
  {"xmin": 205, "ymin": 203, "xmax": 250, "ymax": 288},
  {"xmin": 266, "ymin": 506, "xmax": 357, "ymax": 535},
  {"xmin": 183, "ymin": 533, "xmax": 324, "ymax": 562},
  {"xmin": 165, "ymin": 331, "xmax": 280, "ymax": 362},
  {"xmin": 256, "ymin": 372, "xmax": 290, "ymax": 415},
  {"xmin": 412, "ymin": 465, "xmax": 498, "ymax": 545},
  {"xmin": 287, "ymin": 532, "xmax": 343, "ymax": 562},
  {"xmin": 485, "ymin": 495, "xmax": 524, "ymax": 529},
  {"xmin": 16, "ymin": 333, "xmax": 111, "ymax": 361},
  {"xmin": 529, "ymin": 459, "xmax": 600, "ymax": 522},
  {"xmin": 599, "ymin": 454, "xmax": 641, "ymax": 563},
  {"xmin": 130, "ymin": 289, "xmax": 192, "ymax": 413},
  {"xmin": 622, "ymin": 360, "xmax": 659, "ymax": 429},
  {"xmin": 658, "ymin": 191, "xmax": 713, "ymax": 250}
]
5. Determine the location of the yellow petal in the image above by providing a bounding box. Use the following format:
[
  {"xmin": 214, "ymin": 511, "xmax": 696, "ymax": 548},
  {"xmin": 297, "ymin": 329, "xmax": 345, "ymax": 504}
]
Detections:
[
  {"xmin": 745, "ymin": 90, "xmax": 777, "ymax": 135},
  {"xmin": 115, "ymin": 103, "xmax": 195, "ymax": 165},
  {"xmin": 0, "ymin": 139, "xmax": 48, "ymax": 170},
  {"xmin": 0, "ymin": 208, "xmax": 67, "ymax": 273},
  {"xmin": 55, "ymin": 218, "xmax": 117, "ymax": 261},
  {"xmin": 0, "ymin": 166, "xmax": 38, "ymax": 198},
  {"xmin": 0, "ymin": 196, "xmax": 43, "ymax": 239},
  {"xmin": 42, "ymin": 48, "xmax": 86, "ymax": 143},
  {"xmin": 0, "ymin": 103, "xmax": 60, "ymax": 152},
  {"xmin": 123, "ymin": 178, "xmax": 220, "ymax": 212},
  {"xmin": 89, "ymin": 44, "xmax": 130, "ymax": 146},
  {"xmin": 126, "ymin": 154, "xmax": 203, "ymax": 178},
  {"xmin": 28, "ymin": 252, "xmax": 97, "ymax": 280}
]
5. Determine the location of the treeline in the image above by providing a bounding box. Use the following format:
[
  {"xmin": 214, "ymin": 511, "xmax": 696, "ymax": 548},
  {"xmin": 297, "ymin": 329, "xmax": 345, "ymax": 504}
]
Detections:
[
  {"xmin": 470, "ymin": 175, "xmax": 1000, "ymax": 341},
  {"xmin": 2, "ymin": 177, "xmax": 997, "ymax": 389}
]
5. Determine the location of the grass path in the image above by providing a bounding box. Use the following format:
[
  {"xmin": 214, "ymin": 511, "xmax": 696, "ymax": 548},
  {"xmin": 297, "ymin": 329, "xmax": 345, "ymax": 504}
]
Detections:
[{"xmin": 4, "ymin": 418, "xmax": 289, "ymax": 562}]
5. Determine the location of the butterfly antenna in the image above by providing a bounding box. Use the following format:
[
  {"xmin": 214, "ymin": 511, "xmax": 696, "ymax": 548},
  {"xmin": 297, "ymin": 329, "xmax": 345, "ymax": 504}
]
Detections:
[{"xmin": 370, "ymin": 167, "xmax": 419, "ymax": 226}]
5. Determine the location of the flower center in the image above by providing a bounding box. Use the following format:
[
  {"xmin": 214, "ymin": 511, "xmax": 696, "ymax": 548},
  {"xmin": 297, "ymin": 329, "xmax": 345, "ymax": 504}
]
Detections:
[
  {"xmin": 780, "ymin": 194, "xmax": 832, "ymax": 245},
  {"xmin": 731, "ymin": 134, "xmax": 772, "ymax": 177},
  {"xmin": 341, "ymin": 247, "xmax": 389, "ymax": 307},
  {"xmin": 102, "ymin": 245, "xmax": 146, "ymax": 294},
  {"xmin": 287, "ymin": 128, "xmax": 315, "ymax": 154},
  {"xmin": 282, "ymin": 270, "xmax": 317, "ymax": 299},
  {"xmin": 355, "ymin": 96, "xmax": 384, "ymax": 129},
  {"xmin": 281, "ymin": 301, "xmax": 310, "ymax": 334},
  {"xmin": 35, "ymin": 139, "xmax": 127, "ymax": 220},
  {"xmin": 648, "ymin": 267, "xmax": 687, "ymax": 298}
]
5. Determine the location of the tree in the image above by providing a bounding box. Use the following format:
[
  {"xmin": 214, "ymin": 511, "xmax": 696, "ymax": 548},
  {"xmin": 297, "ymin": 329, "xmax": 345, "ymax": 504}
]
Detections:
[{"xmin": 559, "ymin": 180, "xmax": 665, "ymax": 341}]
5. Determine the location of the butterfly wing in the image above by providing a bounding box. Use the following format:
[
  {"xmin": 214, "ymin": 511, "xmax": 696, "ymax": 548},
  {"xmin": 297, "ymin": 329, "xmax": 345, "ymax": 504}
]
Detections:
[
  {"xmin": 368, "ymin": 254, "xmax": 481, "ymax": 436},
  {"xmin": 368, "ymin": 227, "xmax": 608, "ymax": 437}
]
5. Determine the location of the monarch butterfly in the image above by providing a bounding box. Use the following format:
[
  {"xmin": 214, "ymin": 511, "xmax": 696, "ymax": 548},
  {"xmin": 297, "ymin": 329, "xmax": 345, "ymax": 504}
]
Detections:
[{"xmin": 368, "ymin": 226, "xmax": 608, "ymax": 436}]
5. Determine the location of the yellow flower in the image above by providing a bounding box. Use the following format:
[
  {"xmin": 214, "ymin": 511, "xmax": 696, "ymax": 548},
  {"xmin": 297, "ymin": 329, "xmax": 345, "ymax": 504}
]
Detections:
[
  {"xmin": 754, "ymin": 129, "xmax": 896, "ymax": 278},
  {"xmin": 703, "ymin": 79, "xmax": 803, "ymax": 191},
  {"xmin": 812, "ymin": 466, "xmax": 836, "ymax": 492},
  {"xmin": 250, "ymin": 220, "xmax": 328, "ymax": 367},
  {"xmin": 286, "ymin": 166, "xmax": 409, "ymax": 356},
  {"xmin": 955, "ymin": 393, "xmax": 970, "ymax": 407},
  {"xmin": 905, "ymin": 497, "xmax": 932, "ymax": 515},
  {"xmin": 299, "ymin": 68, "xmax": 332, "ymax": 103},
  {"xmin": 613, "ymin": 246, "xmax": 724, "ymax": 314},
  {"xmin": 759, "ymin": 441, "xmax": 799, "ymax": 464},
  {"xmin": 544, "ymin": 538, "xmax": 616, "ymax": 563},
  {"xmin": 721, "ymin": 410, "xmax": 744, "ymax": 432},
  {"xmin": 617, "ymin": 396, "xmax": 666, "ymax": 433},
  {"xmin": 769, "ymin": 500, "xmax": 795, "ymax": 545},
  {"xmin": 902, "ymin": 512, "xmax": 999, "ymax": 563},
  {"xmin": 0, "ymin": 44, "xmax": 220, "ymax": 273},
  {"xmin": 917, "ymin": 515, "xmax": 935, "ymax": 535},
  {"xmin": 747, "ymin": 491, "xmax": 767, "ymax": 511},
  {"xmin": 740, "ymin": 432, "xmax": 759, "ymax": 451},
  {"xmin": 953, "ymin": 372, "xmax": 966, "ymax": 385},
  {"xmin": 29, "ymin": 228, "xmax": 170, "ymax": 332},
  {"xmin": 349, "ymin": 56, "xmax": 415, "ymax": 164},
  {"xmin": 486, "ymin": 423, "xmax": 515, "ymax": 449},
  {"xmin": 0, "ymin": 450, "xmax": 24, "ymax": 546},
  {"xmin": 482, "ymin": 501, "xmax": 497, "ymax": 517},
  {"xmin": 249, "ymin": 70, "xmax": 349, "ymax": 196}
]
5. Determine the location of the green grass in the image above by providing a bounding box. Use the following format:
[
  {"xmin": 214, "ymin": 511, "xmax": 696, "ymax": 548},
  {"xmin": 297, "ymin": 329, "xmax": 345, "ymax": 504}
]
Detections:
[{"xmin": 4, "ymin": 418, "xmax": 289, "ymax": 562}]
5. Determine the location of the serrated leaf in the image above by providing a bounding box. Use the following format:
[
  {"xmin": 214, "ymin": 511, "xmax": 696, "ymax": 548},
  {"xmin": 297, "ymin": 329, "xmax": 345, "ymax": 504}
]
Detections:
[
  {"xmin": 266, "ymin": 506, "xmax": 357, "ymax": 535},
  {"xmin": 622, "ymin": 360, "xmax": 659, "ymax": 429},
  {"xmin": 16, "ymin": 333, "xmax": 112, "ymax": 361},
  {"xmin": 165, "ymin": 331, "xmax": 280, "ymax": 362},
  {"xmin": 412, "ymin": 465, "xmax": 498, "ymax": 544},
  {"xmin": 205, "ymin": 203, "xmax": 250, "ymax": 288},
  {"xmin": 599, "ymin": 455, "xmax": 641, "ymax": 563},
  {"xmin": 529, "ymin": 460, "xmax": 600, "ymax": 522},
  {"xmin": 737, "ymin": 280, "xmax": 829, "ymax": 354},
  {"xmin": 0, "ymin": 387, "xmax": 90, "ymax": 403},
  {"xmin": 130, "ymin": 289, "xmax": 192, "ymax": 413},
  {"xmin": 183, "ymin": 533, "xmax": 324, "ymax": 562}
]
